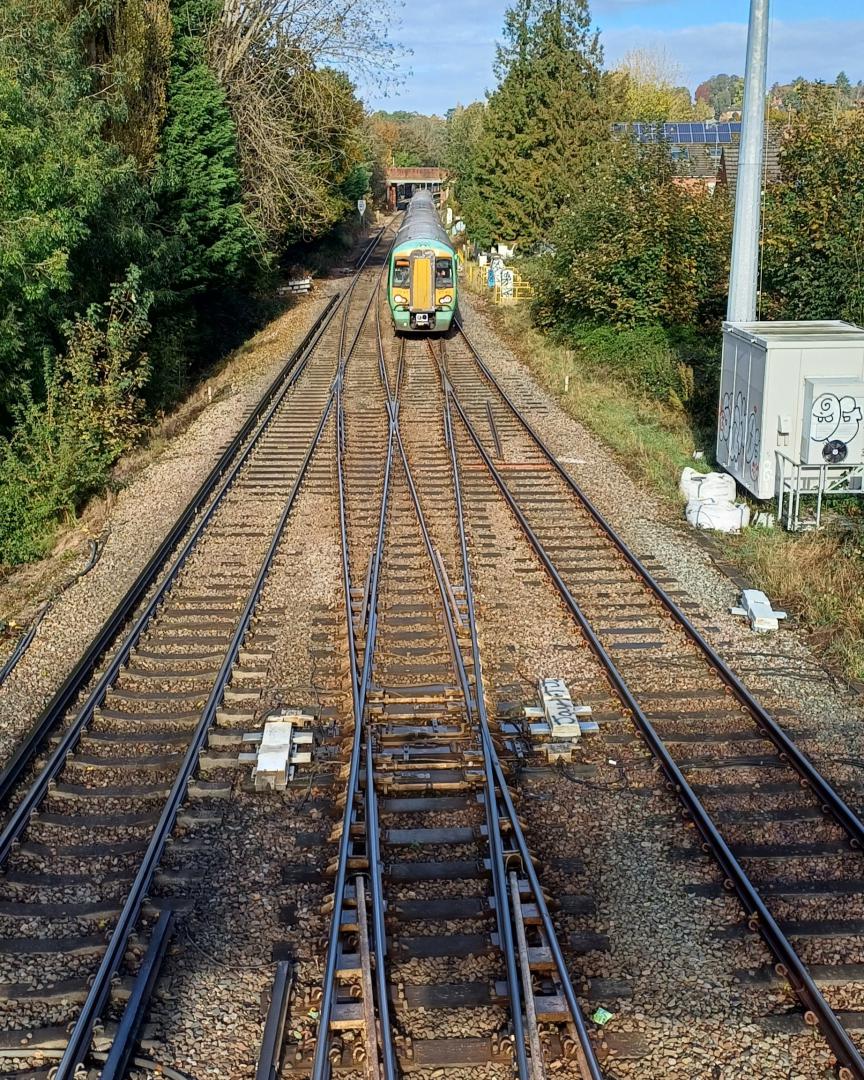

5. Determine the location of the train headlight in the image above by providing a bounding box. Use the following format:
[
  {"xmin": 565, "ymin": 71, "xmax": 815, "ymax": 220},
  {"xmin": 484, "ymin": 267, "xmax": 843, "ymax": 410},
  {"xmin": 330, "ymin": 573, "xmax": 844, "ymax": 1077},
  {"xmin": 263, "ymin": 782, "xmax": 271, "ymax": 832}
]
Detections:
[
  {"xmin": 393, "ymin": 294, "xmax": 407, "ymax": 305},
  {"xmin": 439, "ymin": 295, "xmax": 453, "ymax": 305}
]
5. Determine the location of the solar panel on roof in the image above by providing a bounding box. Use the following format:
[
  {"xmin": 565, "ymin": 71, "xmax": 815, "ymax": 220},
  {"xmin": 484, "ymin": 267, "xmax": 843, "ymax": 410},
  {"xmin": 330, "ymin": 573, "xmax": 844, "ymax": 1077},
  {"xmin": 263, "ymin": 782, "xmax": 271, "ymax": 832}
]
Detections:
[{"xmin": 615, "ymin": 120, "xmax": 741, "ymax": 145}]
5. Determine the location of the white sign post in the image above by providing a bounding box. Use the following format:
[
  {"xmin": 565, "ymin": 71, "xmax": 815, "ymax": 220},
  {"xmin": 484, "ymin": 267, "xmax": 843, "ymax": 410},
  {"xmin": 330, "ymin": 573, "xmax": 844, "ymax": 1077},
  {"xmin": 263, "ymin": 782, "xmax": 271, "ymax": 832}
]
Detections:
[{"xmin": 357, "ymin": 198, "xmax": 367, "ymax": 219}]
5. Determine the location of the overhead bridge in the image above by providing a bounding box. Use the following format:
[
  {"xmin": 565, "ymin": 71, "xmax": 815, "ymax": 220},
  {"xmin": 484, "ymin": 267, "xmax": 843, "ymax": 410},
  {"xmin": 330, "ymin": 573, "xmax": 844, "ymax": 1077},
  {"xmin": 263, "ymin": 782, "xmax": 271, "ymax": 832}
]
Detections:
[{"xmin": 386, "ymin": 167, "xmax": 448, "ymax": 211}]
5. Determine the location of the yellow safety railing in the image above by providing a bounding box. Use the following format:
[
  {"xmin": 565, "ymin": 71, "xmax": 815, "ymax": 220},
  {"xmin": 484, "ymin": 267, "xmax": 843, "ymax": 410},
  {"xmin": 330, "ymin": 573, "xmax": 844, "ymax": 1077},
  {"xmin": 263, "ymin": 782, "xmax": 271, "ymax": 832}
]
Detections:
[
  {"xmin": 462, "ymin": 261, "xmax": 534, "ymax": 305},
  {"xmin": 493, "ymin": 269, "xmax": 534, "ymax": 306}
]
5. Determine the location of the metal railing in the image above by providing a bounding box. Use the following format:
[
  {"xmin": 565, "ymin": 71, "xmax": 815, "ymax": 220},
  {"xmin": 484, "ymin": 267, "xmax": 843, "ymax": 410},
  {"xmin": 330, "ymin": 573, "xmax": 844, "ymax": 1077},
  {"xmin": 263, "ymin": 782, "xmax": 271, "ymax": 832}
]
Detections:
[{"xmin": 463, "ymin": 261, "xmax": 534, "ymax": 305}]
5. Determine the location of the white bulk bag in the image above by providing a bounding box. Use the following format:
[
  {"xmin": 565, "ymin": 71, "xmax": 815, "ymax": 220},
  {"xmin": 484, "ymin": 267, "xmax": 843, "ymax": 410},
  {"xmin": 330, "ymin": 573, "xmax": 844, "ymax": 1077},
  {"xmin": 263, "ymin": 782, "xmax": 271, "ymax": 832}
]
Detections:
[{"xmin": 685, "ymin": 498, "xmax": 751, "ymax": 533}]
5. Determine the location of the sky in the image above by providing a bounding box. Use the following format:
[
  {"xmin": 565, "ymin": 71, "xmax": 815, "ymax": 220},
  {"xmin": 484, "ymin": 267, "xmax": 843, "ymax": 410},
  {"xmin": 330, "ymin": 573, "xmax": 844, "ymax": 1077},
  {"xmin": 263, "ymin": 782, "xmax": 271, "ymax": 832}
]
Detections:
[{"xmin": 365, "ymin": 0, "xmax": 864, "ymax": 115}]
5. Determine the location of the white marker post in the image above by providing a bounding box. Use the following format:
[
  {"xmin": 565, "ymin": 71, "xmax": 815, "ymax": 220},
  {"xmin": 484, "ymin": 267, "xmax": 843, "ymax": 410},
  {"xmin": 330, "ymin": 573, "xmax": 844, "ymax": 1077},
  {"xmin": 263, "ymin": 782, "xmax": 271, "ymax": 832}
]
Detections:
[{"xmin": 357, "ymin": 198, "xmax": 367, "ymax": 233}]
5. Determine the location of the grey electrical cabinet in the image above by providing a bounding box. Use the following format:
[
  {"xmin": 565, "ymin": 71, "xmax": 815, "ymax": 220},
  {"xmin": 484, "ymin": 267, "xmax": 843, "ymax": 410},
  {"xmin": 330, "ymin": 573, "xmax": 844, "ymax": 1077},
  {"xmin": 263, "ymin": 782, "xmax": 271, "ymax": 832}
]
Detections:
[{"xmin": 716, "ymin": 321, "xmax": 864, "ymax": 499}]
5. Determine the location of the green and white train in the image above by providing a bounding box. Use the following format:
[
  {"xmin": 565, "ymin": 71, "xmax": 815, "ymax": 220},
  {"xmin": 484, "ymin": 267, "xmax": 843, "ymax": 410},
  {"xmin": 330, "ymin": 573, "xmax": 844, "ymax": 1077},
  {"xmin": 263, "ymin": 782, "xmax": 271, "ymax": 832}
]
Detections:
[{"xmin": 387, "ymin": 191, "xmax": 457, "ymax": 333}]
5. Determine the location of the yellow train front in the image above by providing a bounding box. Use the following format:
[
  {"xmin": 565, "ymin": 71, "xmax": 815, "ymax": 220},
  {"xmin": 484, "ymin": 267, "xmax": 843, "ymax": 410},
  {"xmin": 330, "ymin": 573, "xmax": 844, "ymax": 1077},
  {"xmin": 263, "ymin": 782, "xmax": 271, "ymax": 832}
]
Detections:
[{"xmin": 388, "ymin": 191, "xmax": 457, "ymax": 333}]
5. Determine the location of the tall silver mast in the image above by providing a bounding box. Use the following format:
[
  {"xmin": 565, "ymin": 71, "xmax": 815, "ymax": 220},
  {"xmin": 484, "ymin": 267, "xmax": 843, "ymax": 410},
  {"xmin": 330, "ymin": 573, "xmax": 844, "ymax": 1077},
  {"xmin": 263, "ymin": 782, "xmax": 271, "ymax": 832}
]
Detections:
[{"xmin": 727, "ymin": 0, "xmax": 770, "ymax": 323}]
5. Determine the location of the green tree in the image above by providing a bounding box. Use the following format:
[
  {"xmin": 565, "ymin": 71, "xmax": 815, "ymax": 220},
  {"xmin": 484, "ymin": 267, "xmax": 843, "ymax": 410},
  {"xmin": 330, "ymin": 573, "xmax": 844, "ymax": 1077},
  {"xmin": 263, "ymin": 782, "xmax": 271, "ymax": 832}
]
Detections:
[
  {"xmin": 369, "ymin": 111, "xmax": 447, "ymax": 168},
  {"xmin": 473, "ymin": 0, "xmax": 613, "ymax": 250},
  {"xmin": 154, "ymin": 0, "xmax": 261, "ymax": 296},
  {"xmin": 612, "ymin": 48, "xmax": 710, "ymax": 121},
  {"xmin": 0, "ymin": 0, "xmax": 145, "ymax": 422},
  {"xmin": 0, "ymin": 268, "xmax": 152, "ymax": 563},
  {"xmin": 762, "ymin": 84, "xmax": 864, "ymax": 326},
  {"xmin": 695, "ymin": 73, "xmax": 744, "ymax": 118},
  {"xmin": 534, "ymin": 137, "xmax": 731, "ymax": 328},
  {"xmin": 445, "ymin": 103, "xmax": 489, "ymax": 243}
]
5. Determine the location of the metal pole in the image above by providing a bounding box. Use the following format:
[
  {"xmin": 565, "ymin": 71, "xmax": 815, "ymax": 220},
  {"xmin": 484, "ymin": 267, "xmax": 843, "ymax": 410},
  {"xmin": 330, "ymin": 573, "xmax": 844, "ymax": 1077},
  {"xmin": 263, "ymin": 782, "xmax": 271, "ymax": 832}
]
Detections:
[{"xmin": 727, "ymin": 0, "xmax": 770, "ymax": 323}]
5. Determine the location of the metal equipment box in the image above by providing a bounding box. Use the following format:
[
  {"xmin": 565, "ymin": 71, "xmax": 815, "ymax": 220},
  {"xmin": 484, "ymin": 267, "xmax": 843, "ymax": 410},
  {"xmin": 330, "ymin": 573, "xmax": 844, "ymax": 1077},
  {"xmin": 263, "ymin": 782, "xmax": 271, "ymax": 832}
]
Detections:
[{"xmin": 717, "ymin": 321, "xmax": 864, "ymax": 499}]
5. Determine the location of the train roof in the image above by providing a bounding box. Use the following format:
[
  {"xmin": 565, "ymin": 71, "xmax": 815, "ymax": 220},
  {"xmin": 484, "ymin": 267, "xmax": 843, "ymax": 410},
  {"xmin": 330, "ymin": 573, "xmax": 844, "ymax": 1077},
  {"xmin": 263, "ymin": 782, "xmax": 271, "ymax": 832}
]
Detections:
[{"xmin": 394, "ymin": 192, "xmax": 453, "ymax": 251}]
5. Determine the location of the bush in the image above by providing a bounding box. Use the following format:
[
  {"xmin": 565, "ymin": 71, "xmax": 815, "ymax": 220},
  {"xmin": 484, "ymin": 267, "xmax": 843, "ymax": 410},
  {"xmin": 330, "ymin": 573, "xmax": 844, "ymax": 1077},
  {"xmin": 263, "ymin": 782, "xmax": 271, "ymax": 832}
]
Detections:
[
  {"xmin": 540, "ymin": 319, "xmax": 719, "ymax": 429},
  {"xmin": 532, "ymin": 138, "xmax": 731, "ymax": 330},
  {"xmin": 0, "ymin": 269, "xmax": 152, "ymax": 564},
  {"xmin": 762, "ymin": 84, "xmax": 864, "ymax": 326}
]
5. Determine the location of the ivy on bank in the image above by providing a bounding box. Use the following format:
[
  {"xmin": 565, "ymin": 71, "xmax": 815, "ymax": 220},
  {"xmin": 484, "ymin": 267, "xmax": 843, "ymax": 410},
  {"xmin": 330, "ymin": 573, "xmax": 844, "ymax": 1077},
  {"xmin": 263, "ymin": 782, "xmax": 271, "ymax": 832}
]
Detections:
[{"xmin": 0, "ymin": 0, "xmax": 380, "ymax": 565}]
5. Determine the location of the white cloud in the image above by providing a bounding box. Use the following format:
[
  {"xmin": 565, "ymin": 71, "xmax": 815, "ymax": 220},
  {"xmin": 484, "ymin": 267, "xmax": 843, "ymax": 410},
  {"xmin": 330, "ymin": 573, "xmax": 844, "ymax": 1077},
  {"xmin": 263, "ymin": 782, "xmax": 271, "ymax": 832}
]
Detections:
[
  {"xmin": 367, "ymin": 12, "xmax": 864, "ymax": 113},
  {"xmin": 602, "ymin": 18, "xmax": 864, "ymax": 88}
]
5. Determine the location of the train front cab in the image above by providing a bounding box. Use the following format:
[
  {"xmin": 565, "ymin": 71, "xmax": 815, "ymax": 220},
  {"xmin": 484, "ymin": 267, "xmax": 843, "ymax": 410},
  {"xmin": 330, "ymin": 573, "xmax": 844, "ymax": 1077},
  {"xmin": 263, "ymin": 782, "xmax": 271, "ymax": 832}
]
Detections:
[{"xmin": 391, "ymin": 248, "xmax": 456, "ymax": 333}]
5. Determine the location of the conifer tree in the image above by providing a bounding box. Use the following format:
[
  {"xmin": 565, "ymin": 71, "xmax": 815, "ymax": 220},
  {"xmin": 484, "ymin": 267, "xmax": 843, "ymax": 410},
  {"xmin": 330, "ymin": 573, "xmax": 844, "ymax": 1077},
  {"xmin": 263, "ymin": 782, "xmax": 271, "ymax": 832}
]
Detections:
[{"xmin": 476, "ymin": 0, "xmax": 612, "ymax": 250}]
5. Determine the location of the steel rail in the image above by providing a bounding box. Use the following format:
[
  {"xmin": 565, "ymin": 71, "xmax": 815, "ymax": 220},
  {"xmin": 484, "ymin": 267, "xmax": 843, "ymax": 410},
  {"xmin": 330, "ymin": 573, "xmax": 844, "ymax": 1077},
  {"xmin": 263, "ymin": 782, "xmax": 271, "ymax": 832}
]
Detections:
[
  {"xmin": 256, "ymin": 961, "xmax": 293, "ymax": 1080},
  {"xmin": 453, "ymin": 320, "xmax": 864, "ymax": 855},
  {"xmin": 447, "ymin": 384, "xmax": 864, "ymax": 1080},
  {"xmin": 389, "ymin": 404, "xmax": 532, "ymax": 1080},
  {"xmin": 438, "ymin": 365, "xmax": 604, "ymax": 1080},
  {"xmin": 54, "ymin": 380, "xmax": 339, "ymax": 1079},
  {"xmin": 0, "ymin": 228, "xmax": 387, "ymax": 819},
  {"xmin": 254, "ymin": 244, "xmax": 397, "ymax": 1080},
  {"xmin": 0, "ymin": 233, "xmax": 392, "ymax": 866},
  {"xmin": 0, "ymin": 293, "xmax": 339, "ymax": 814},
  {"xmin": 0, "ymin": 301, "xmax": 351, "ymax": 868},
  {"xmin": 30, "ymin": 231, "xmax": 390, "ymax": 1078},
  {"xmin": 312, "ymin": 283, "xmax": 397, "ymax": 1080},
  {"xmin": 101, "ymin": 909, "xmax": 174, "ymax": 1080}
]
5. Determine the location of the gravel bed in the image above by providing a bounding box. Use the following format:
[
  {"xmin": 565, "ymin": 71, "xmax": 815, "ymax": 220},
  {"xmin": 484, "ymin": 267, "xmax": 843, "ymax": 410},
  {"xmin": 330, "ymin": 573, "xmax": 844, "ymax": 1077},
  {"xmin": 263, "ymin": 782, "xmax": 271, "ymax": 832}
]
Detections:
[
  {"xmin": 141, "ymin": 401, "xmax": 347, "ymax": 1078},
  {"xmin": 458, "ymin": 290, "xmax": 864, "ymax": 787},
  {"xmin": 456, "ymin": 291, "xmax": 864, "ymax": 1076}
]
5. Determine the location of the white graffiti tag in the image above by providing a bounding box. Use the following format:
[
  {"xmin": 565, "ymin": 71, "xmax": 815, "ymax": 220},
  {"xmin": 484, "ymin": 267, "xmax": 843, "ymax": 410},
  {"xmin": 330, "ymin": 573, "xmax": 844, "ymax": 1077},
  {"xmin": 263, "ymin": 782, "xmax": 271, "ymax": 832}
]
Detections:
[{"xmin": 809, "ymin": 393, "xmax": 863, "ymax": 444}]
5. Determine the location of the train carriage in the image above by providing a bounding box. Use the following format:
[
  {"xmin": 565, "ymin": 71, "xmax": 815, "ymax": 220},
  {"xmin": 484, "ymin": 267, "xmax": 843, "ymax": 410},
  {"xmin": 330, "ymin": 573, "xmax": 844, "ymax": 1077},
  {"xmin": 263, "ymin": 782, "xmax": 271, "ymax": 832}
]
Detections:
[{"xmin": 388, "ymin": 191, "xmax": 457, "ymax": 333}]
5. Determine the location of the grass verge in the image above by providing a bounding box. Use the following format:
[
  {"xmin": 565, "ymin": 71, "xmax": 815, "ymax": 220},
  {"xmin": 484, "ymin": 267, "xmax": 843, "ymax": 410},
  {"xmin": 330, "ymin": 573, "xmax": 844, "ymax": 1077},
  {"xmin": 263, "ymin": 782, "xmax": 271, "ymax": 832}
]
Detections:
[
  {"xmin": 465, "ymin": 292, "xmax": 708, "ymax": 505},
  {"xmin": 465, "ymin": 283, "xmax": 864, "ymax": 684}
]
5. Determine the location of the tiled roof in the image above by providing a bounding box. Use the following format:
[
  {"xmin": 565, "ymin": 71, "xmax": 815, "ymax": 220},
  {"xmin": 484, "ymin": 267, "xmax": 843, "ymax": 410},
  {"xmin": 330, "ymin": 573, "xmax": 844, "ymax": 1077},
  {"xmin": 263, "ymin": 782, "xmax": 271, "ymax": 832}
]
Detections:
[
  {"xmin": 719, "ymin": 137, "xmax": 782, "ymax": 198},
  {"xmin": 673, "ymin": 144, "xmax": 724, "ymax": 179}
]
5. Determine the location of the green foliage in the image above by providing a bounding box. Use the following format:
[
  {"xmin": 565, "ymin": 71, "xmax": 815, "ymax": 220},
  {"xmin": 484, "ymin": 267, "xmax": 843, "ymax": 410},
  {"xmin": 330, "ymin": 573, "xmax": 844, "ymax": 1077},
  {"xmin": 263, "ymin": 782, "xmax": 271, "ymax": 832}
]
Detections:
[
  {"xmin": 695, "ymin": 73, "xmax": 744, "ymax": 118},
  {"xmin": 561, "ymin": 324, "xmax": 699, "ymax": 406},
  {"xmin": 0, "ymin": 0, "xmax": 382, "ymax": 564},
  {"xmin": 341, "ymin": 163, "xmax": 372, "ymax": 204},
  {"xmin": 533, "ymin": 138, "xmax": 731, "ymax": 329},
  {"xmin": 154, "ymin": 0, "xmax": 261, "ymax": 298},
  {"xmin": 0, "ymin": 269, "xmax": 152, "ymax": 563},
  {"xmin": 0, "ymin": 0, "xmax": 143, "ymax": 420},
  {"xmin": 469, "ymin": 0, "xmax": 613, "ymax": 251},
  {"xmin": 370, "ymin": 111, "xmax": 447, "ymax": 168},
  {"xmin": 762, "ymin": 84, "xmax": 864, "ymax": 326},
  {"xmin": 445, "ymin": 103, "xmax": 489, "ymax": 243}
]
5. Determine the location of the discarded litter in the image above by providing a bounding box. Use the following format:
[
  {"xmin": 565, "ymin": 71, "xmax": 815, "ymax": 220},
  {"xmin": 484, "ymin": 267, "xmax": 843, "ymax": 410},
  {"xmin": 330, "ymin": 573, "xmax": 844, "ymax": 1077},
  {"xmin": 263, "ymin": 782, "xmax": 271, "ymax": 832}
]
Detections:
[
  {"xmin": 592, "ymin": 1007, "xmax": 614, "ymax": 1026},
  {"xmin": 730, "ymin": 589, "xmax": 787, "ymax": 633}
]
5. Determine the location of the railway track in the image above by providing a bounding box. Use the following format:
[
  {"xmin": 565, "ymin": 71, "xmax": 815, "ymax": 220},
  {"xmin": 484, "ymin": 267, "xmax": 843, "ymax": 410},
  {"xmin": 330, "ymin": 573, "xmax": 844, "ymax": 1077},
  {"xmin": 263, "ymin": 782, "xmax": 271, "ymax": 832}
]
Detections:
[
  {"xmin": 272, "ymin": 288, "xmax": 602, "ymax": 1078},
  {"xmin": 431, "ymin": 319, "xmax": 864, "ymax": 1078},
  {"xmin": 4, "ymin": 217, "xmax": 864, "ymax": 1080},
  {"xmin": 0, "ymin": 226, "xmax": 396, "ymax": 1078}
]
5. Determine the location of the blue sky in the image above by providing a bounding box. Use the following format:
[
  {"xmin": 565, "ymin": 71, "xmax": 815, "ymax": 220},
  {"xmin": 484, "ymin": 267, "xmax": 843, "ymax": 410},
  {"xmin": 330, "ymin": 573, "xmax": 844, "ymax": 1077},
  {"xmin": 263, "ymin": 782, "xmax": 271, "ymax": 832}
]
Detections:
[{"xmin": 366, "ymin": 1, "xmax": 864, "ymax": 114}]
